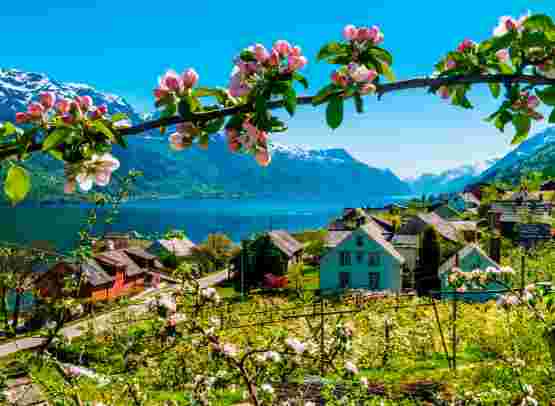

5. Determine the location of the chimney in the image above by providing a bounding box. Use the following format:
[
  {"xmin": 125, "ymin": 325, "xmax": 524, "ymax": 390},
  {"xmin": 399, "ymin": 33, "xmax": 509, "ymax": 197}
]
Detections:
[{"xmin": 490, "ymin": 236, "xmax": 501, "ymax": 264}]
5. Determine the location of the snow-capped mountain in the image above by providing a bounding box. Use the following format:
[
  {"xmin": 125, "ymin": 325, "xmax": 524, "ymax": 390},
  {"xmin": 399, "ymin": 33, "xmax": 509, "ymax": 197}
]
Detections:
[
  {"xmin": 478, "ymin": 126, "xmax": 555, "ymax": 181},
  {"xmin": 0, "ymin": 68, "xmax": 411, "ymax": 202},
  {"xmin": 406, "ymin": 158, "xmax": 499, "ymax": 195}
]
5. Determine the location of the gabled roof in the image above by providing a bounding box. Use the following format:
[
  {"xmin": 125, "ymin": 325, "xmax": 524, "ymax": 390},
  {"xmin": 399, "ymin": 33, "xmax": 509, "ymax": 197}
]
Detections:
[
  {"xmin": 438, "ymin": 244, "xmax": 500, "ymax": 275},
  {"xmin": 449, "ymin": 221, "xmax": 478, "ymax": 232},
  {"xmin": 124, "ymin": 247, "xmax": 157, "ymax": 261},
  {"xmin": 324, "ymin": 224, "xmax": 404, "ymax": 264},
  {"xmin": 399, "ymin": 213, "xmax": 459, "ymax": 243},
  {"xmin": 360, "ymin": 223, "xmax": 405, "ymax": 264},
  {"xmin": 267, "ymin": 230, "xmax": 303, "ymax": 257},
  {"xmin": 391, "ymin": 234, "xmax": 419, "ymax": 248},
  {"xmin": 460, "ymin": 192, "xmax": 481, "ymax": 206},
  {"xmin": 369, "ymin": 215, "xmax": 394, "ymax": 232},
  {"xmin": 325, "ymin": 231, "xmax": 352, "ymax": 248},
  {"xmin": 94, "ymin": 250, "xmax": 144, "ymax": 277},
  {"xmin": 81, "ymin": 259, "xmax": 115, "ymax": 287},
  {"xmin": 151, "ymin": 238, "xmax": 196, "ymax": 258}
]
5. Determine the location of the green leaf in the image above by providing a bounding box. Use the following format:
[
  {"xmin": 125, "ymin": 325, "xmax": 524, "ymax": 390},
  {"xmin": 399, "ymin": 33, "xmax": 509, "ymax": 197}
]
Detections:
[
  {"xmin": 488, "ymin": 83, "xmax": 501, "ymax": 99},
  {"xmin": 92, "ymin": 121, "xmax": 115, "ymax": 142},
  {"xmin": 354, "ymin": 93, "xmax": 364, "ymax": 114},
  {"xmin": 284, "ymin": 87, "xmax": 297, "ymax": 116},
  {"xmin": 494, "ymin": 110, "xmax": 512, "ymax": 132},
  {"xmin": 536, "ymin": 86, "xmax": 555, "ymax": 106},
  {"xmin": 511, "ymin": 114, "xmax": 531, "ymax": 144},
  {"xmin": 0, "ymin": 122, "xmax": 17, "ymax": 138},
  {"xmin": 178, "ymin": 98, "xmax": 193, "ymax": 119},
  {"xmin": 203, "ymin": 117, "xmax": 225, "ymax": 134},
  {"xmin": 369, "ymin": 47, "xmax": 393, "ymax": 66},
  {"xmin": 115, "ymin": 132, "xmax": 128, "ymax": 148},
  {"xmin": 381, "ymin": 62, "xmax": 395, "ymax": 82},
  {"xmin": 42, "ymin": 128, "xmax": 72, "ymax": 151},
  {"xmin": 549, "ymin": 108, "xmax": 555, "ymax": 124},
  {"xmin": 317, "ymin": 42, "xmax": 347, "ymax": 61},
  {"xmin": 255, "ymin": 92, "xmax": 267, "ymax": 118},
  {"xmin": 111, "ymin": 112, "xmax": 128, "ymax": 122},
  {"xmin": 498, "ymin": 63, "xmax": 513, "ymax": 74},
  {"xmin": 312, "ymin": 84, "xmax": 339, "ymax": 106},
  {"xmin": 292, "ymin": 73, "xmax": 309, "ymax": 89},
  {"xmin": 326, "ymin": 95, "xmax": 343, "ymax": 130},
  {"xmin": 523, "ymin": 14, "xmax": 555, "ymax": 32},
  {"xmin": 4, "ymin": 165, "xmax": 31, "ymax": 206},
  {"xmin": 48, "ymin": 149, "xmax": 64, "ymax": 161}
]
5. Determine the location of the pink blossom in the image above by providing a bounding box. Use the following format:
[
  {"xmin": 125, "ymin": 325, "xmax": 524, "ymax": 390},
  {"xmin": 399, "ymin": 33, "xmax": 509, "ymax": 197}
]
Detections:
[
  {"xmin": 76, "ymin": 96, "xmax": 93, "ymax": 111},
  {"xmin": 445, "ymin": 59, "xmax": 456, "ymax": 70},
  {"xmin": 343, "ymin": 24, "xmax": 358, "ymax": 41},
  {"xmin": 223, "ymin": 343, "xmax": 238, "ymax": 357},
  {"xmin": 269, "ymin": 49, "xmax": 281, "ymax": 67},
  {"xmin": 64, "ymin": 180, "xmax": 76, "ymax": 194},
  {"xmin": 255, "ymin": 148, "xmax": 271, "ymax": 167},
  {"xmin": 273, "ymin": 40, "xmax": 291, "ymax": 56},
  {"xmin": 288, "ymin": 55, "xmax": 307, "ymax": 71},
  {"xmin": 15, "ymin": 112, "xmax": 29, "ymax": 123},
  {"xmin": 62, "ymin": 114, "xmax": 74, "ymax": 125},
  {"xmin": 493, "ymin": 16, "xmax": 518, "ymax": 37},
  {"xmin": 373, "ymin": 31, "xmax": 384, "ymax": 45},
  {"xmin": 496, "ymin": 49, "xmax": 510, "ymax": 63},
  {"xmin": 457, "ymin": 39, "xmax": 475, "ymax": 53},
  {"xmin": 56, "ymin": 99, "xmax": 71, "ymax": 114},
  {"xmin": 438, "ymin": 86, "xmax": 450, "ymax": 99},
  {"xmin": 229, "ymin": 73, "xmax": 251, "ymax": 97},
  {"xmin": 182, "ymin": 68, "xmax": 199, "ymax": 88},
  {"xmin": 97, "ymin": 104, "xmax": 108, "ymax": 115},
  {"xmin": 40, "ymin": 92, "xmax": 56, "ymax": 110},
  {"xmin": 254, "ymin": 44, "xmax": 270, "ymax": 63},
  {"xmin": 456, "ymin": 286, "xmax": 466, "ymax": 293},
  {"xmin": 286, "ymin": 338, "xmax": 305, "ymax": 354},
  {"xmin": 527, "ymin": 95, "xmax": 540, "ymax": 109},
  {"xmin": 357, "ymin": 28, "xmax": 373, "ymax": 41},
  {"xmin": 369, "ymin": 26, "xmax": 381, "ymax": 43},
  {"xmin": 360, "ymin": 83, "xmax": 376, "ymax": 95},
  {"xmin": 290, "ymin": 46, "xmax": 302, "ymax": 57},
  {"xmin": 27, "ymin": 102, "xmax": 44, "ymax": 118},
  {"xmin": 159, "ymin": 69, "xmax": 183, "ymax": 92},
  {"xmin": 345, "ymin": 361, "xmax": 358, "ymax": 374},
  {"xmin": 154, "ymin": 88, "xmax": 169, "ymax": 101},
  {"xmin": 95, "ymin": 170, "xmax": 112, "ymax": 187}
]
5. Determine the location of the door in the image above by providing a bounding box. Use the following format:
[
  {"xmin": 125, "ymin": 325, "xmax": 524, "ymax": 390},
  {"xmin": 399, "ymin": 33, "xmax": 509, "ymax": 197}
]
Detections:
[
  {"xmin": 339, "ymin": 272, "xmax": 350, "ymax": 289},
  {"xmin": 368, "ymin": 272, "xmax": 380, "ymax": 290}
]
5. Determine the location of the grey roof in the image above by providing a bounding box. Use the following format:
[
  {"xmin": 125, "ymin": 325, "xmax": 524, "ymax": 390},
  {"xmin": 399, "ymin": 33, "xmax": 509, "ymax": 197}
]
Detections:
[
  {"xmin": 399, "ymin": 213, "xmax": 459, "ymax": 243},
  {"xmin": 154, "ymin": 238, "xmax": 196, "ymax": 257},
  {"xmin": 124, "ymin": 247, "xmax": 157, "ymax": 261},
  {"xmin": 325, "ymin": 231, "xmax": 352, "ymax": 248},
  {"xmin": 267, "ymin": 230, "xmax": 303, "ymax": 257},
  {"xmin": 391, "ymin": 234, "xmax": 419, "ymax": 247},
  {"xmin": 438, "ymin": 244, "xmax": 500, "ymax": 275},
  {"xmin": 81, "ymin": 259, "xmax": 115, "ymax": 287},
  {"xmin": 94, "ymin": 250, "xmax": 145, "ymax": 277},
  {"xmin": 460, "ymin": 192, "xmax": 481, "ymax": 206},
  {"xmin": 360, "ymin": 223, "xmax": 405, "ymax": 264}
]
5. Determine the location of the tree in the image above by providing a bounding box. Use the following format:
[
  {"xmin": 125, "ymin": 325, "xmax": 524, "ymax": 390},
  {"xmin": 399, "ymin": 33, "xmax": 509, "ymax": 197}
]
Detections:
[
  {"xmin": 418, "ymin": 226, "xmax": 442, "ymax": 295},
  {"xmin": 204, "ymin": 233, "xmax": 234, "ymax": 270}
]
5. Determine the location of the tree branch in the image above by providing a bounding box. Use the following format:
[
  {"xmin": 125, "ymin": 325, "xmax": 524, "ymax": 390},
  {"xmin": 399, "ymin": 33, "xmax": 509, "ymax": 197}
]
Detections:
[{"xmin": 1, "ymin": 73, "xmax": 554, "ymax": 160}]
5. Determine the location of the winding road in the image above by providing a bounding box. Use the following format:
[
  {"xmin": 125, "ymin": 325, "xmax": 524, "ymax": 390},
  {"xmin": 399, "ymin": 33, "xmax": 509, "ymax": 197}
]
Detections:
[{"xmin": 0, "ymin": 270, "xmax": 229, "ymax": 358}]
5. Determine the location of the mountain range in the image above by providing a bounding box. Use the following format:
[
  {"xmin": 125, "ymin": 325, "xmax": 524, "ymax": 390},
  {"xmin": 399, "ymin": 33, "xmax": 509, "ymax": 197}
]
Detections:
[{"xmin": 0, "ymin": 68, "xmax": 411, "ymax": 204}]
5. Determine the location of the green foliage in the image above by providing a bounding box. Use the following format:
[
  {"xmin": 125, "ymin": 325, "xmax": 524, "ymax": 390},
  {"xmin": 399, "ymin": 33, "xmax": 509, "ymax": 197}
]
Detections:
[
  {"xmin": 4, "ymin": 165, "xmax": 31, "ymax": 206},
  {"xmin": 326, "ymin": 94, "xmax": 344, "ymax": 129}
]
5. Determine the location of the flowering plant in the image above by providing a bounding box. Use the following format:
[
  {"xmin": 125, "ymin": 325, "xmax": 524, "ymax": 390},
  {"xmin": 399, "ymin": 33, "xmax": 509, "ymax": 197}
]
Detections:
[
  {"xmin": 313, "ymin": 24, "xmax": 393, "ymax": 129},
  {"xmin": 434, "ymin": 13, "xmax": 555, "ymax": 144}
]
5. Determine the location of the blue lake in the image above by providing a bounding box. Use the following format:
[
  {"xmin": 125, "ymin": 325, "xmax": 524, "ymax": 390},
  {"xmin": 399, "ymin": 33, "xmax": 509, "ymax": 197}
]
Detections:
[{"xmin": 1, "ymin": 196, "xmax": 413, "ymax": 251}]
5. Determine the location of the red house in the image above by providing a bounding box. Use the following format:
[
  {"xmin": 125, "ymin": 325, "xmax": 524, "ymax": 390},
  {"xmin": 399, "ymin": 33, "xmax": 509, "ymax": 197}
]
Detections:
[{"xmin": 94, "ymin": 249, "xmax": 146, "ymax": 298}]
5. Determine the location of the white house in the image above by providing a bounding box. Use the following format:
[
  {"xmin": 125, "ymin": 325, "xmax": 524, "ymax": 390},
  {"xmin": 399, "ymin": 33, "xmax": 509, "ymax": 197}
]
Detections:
[{"xmin": 320, "ymin": 223, "xmax": 405, "ymax": 293}]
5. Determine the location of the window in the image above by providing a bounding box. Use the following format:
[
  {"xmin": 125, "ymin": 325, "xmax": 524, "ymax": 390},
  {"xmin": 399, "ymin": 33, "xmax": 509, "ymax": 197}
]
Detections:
[
  {"xmin": 356, "ymin": 252, "xmax": 364, "ymax": 264},
  {"xmin": 356, "ymin": 236, "xmax": 364, "ymax": 247},
  {"xmin": 368, "ymin": 272, "xmax": 380, "ymax": 290},
  {"xmin": 339, "ymin": 272, "xmax": 350, "ymax": 289},
  {"xmin": 368, "ymin": 253, "xmax": 381, "ymax": 267},
  {"xmin": 339, "ymin": 251, "xmax": 351, "ymax": 266}
]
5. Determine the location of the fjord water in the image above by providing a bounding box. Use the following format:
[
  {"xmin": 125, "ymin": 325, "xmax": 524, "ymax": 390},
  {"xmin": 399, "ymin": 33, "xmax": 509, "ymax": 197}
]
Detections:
[{"xmin": 2, "ymin": 196, "xmax": 411, "ymax": 251}]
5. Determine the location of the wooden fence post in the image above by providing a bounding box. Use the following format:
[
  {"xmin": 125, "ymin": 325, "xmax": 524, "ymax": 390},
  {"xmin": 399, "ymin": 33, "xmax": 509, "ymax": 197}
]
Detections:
[
  {"xmin": 383, "ymin": 316, "xmax": 391, "ymax": 367},
  {"xmin": 432, "ymin": 299, "xmax": 451, "ymax": 370},
  {"xmin": 320, "ymin": 298, "xmax": 325, "ymax": 375},
  {"xmin": 452, "ymin": 292, "xmax": 458, "ymax": 372}
]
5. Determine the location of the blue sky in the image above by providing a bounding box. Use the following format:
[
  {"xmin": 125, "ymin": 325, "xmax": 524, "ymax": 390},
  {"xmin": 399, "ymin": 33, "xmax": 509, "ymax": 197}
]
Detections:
[{"xmin": 1, "ymin": 1, "xmax": 554, "ymax": 178}]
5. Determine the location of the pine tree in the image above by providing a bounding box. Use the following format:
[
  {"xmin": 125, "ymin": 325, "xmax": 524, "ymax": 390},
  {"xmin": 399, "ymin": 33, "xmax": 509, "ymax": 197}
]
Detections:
[{"xmin": 418, "ymin": 225, "xmax": 442, "ymax": 295}]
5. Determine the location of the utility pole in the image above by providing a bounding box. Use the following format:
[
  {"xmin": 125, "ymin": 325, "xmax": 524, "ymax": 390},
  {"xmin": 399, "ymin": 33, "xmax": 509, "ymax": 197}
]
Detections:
[{"xmin": 241, "ymin": 240, "xmax": 245, "ymax": 301}]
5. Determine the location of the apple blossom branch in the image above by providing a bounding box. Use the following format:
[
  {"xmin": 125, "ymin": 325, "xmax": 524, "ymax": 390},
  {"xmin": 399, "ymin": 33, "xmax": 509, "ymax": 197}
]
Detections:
[{"xmin": 1, "ymin": 73, "xmax": 553, "ymax": 162}]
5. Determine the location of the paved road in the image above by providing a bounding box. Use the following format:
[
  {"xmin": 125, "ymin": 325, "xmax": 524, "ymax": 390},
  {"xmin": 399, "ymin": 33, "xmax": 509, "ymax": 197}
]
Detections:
[{"xmin": 0, "ymin": 270, "xmax": 229, "ymax": 358}]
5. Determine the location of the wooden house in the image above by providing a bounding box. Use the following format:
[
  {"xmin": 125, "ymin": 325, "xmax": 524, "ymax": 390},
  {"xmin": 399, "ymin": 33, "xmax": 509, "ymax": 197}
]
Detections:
[
  {"xmin": 94, "ymin": 249, "xmax": 146, "ymax": 298},
  {"xmin": 320, "ymin": 223, "xmax": 405, "ymax": 293},
  {"xmin": 488, "ymin": 200, "xmax": 553, "ymax": 237},
  {"xmin": 398, "ymin": 212, "xmax": 460, "ymax": 244},
  {"xmin": 449, "ymin": 221, "xmax": 478, "ymax": 243}
]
